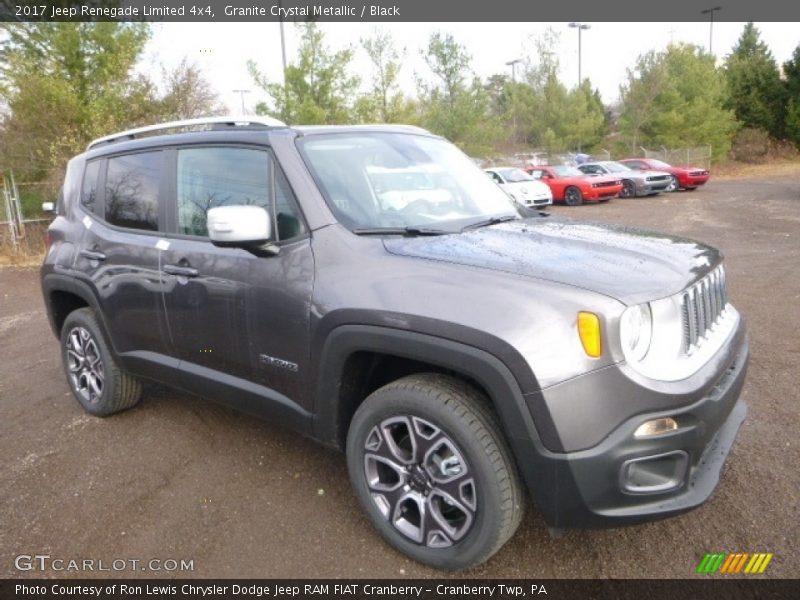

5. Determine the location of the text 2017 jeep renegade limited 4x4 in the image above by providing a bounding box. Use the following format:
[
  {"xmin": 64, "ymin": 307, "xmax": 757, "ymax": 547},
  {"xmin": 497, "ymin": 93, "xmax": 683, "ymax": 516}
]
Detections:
[{"xmin": 42, "ymin": 117, "xmax": 748, "ymax": 569}]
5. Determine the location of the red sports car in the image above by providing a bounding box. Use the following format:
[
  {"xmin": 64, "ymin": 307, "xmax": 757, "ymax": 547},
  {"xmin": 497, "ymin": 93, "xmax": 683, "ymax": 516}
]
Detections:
[
  {"xmin": 526, "ymin": 165, "xmax": 622, "ymax": 205},
  {"xmin": 619, "ymin": 158, "xmax": 710, "ymax": 192}
]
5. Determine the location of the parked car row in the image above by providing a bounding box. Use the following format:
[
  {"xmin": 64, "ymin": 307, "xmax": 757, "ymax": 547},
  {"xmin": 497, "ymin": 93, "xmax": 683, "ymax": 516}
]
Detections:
[{"xmin": 486, "ymin": 158, "xmax": 711, "ymax": 207}]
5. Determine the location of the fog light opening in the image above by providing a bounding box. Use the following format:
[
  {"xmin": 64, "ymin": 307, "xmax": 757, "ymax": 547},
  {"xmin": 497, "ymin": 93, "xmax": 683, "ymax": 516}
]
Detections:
[
  {"xmin": 634, "ymin": 417, "xmax": 679, "ymax": 438},
  {"xmin": 620, "ymin": 451, "xmax": 688, "ymax": 494}
]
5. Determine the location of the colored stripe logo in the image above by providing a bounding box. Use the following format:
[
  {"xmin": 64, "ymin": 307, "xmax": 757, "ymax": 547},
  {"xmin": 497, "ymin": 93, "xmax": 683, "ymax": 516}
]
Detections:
[{"xmin": 697, "ymin": 552, "xmax": 773, "ymax": 574}]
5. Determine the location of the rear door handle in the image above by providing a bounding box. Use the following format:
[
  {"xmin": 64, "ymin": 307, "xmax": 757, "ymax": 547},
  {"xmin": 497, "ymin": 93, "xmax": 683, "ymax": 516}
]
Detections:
[
  {"xmin": 80, "ymin": 249, "xmax": 106, "ymax": 261},
  {"xmin": 163, "ymin": 264, "xmax": 199, "ymax": 278}
]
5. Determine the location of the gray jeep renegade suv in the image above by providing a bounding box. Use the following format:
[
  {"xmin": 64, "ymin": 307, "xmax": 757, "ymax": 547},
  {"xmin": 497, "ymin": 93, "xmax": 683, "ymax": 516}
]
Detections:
[{"xmin": 41, "ymin": 117, "xmax": 748, "ymax": 569}]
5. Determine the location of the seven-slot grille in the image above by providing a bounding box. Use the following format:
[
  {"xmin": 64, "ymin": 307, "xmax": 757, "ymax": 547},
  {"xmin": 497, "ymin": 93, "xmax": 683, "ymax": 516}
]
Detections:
[{"xmin": 680, "ymin": 265, "xmax": 728, "ymax": 352}]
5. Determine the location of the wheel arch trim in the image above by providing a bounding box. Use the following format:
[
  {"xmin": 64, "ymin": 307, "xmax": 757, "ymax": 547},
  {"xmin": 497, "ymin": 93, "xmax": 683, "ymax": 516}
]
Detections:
[
  {"xmin": 42, "ymin": 273, "xmax": 115, "ymax": 352},
  {"xmin": 312, "ymin": 324, "xmax": 571, "ymax": 519}
]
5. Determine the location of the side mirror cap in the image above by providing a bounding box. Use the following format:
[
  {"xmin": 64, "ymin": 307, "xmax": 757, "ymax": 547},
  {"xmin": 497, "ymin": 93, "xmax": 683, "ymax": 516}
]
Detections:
[
  {"xmin": 42, "ymin": 202, "xmax": 55, "ymax": 213},
  {"xmin": 207, "ymin": 205, "xmax": 272, "ymax": 246}
]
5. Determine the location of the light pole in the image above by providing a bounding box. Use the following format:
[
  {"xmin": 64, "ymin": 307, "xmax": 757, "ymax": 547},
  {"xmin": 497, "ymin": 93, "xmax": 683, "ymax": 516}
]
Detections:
[
  {"xmin": 505, "ymin": 58, "xmax": 522, "ymax": 83},
  {"xmin": 568, "ymin": 22, "xmax": 591, "ymax": 87},
  {"xmin": 701, "ymin": 6, "xmax": 722, "ymax": 54},
  {"xmin": 233, "ymin": 89, "xmax": 251, "ymax": 115},
  {"xmin": 278, "ymin": 0, "xmax": 289, "ymax": 121}
]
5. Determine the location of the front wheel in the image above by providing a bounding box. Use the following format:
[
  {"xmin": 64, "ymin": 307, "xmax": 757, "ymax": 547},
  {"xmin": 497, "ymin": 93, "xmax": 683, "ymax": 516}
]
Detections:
[
  {"xmin": 564, "ymin": 186, "xmax": 584, "ymax": 206},
  {"xmin": 621, "ymin": 179, "xmax": 636, "ymax": 198},
  {"xmin": 346, "ymin": 374, "xmax": 524, "ymax": 570},
  {"xmin": 666, "ymin": 175, "xmax": 679, "ymax": 192}
]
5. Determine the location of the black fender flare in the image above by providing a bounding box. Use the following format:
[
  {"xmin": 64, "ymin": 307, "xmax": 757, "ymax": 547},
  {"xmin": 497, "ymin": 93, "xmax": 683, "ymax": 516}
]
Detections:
[
  {"xmin": 312, "ymin": 324, "xmax": 576, "ymax": 524},
  {"xmin": 41, "ymin": 272, "xmax": 112, "ymax": 348}
]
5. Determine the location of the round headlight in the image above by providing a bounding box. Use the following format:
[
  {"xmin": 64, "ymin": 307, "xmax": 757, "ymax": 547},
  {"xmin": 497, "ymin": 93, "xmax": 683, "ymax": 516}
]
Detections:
[{"xmin": 620, "ymin": 303, "xmax": 653, "ymax": 362}]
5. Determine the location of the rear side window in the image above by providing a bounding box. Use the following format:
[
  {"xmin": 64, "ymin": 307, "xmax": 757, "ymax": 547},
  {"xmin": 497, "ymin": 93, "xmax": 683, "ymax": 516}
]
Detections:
[
  {"xmin": 105, "ymin": 151, "xmax": 162, "ymax": 231},
  {"xmin": 176, "ymin": 147, "xmax": 305, "ymax": 241},
  {"xmin": 81, "ymin": 160, "xmax": 101, "ymax": 214}
]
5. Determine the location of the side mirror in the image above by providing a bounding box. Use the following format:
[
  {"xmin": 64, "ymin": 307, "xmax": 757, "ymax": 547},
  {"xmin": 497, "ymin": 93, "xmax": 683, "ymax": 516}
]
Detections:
[
  {"xmin": 207, "ymin": 205, "xmax": 277, "ymax": 255},
  {"xmin": 42, "ymin": 202, "xmax": 55, "ymax": 213}
]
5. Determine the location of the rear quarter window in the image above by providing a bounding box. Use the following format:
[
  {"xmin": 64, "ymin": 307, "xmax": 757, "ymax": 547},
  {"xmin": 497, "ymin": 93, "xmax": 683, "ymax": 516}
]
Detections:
[
  {"xmin": 81, "ymin": 160, "xmax": 101, "ymax": 214},
  {"xmin": 105, "ymin": 151, "xmax": 162, "ymax": 231}
]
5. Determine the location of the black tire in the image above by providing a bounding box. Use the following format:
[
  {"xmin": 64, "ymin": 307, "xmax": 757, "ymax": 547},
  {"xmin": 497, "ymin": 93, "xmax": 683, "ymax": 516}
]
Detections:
[
  {"xmin": 346, "ymin": 373, "xmax": 524, "ymax": 570},
  {"xmin": 621, "ymin": 179, "xmax": 636, "ymax": 198},
  {"xmin": 564, "ymin": 186, "xmax": 584, "ymax": 206},
  {"xmin": 60, "ymin": 307, "xmax": 142, "ymax": 416},
  {"xmin": 666, "ymin": 175, "xmax": 679, "ymax": 192}
]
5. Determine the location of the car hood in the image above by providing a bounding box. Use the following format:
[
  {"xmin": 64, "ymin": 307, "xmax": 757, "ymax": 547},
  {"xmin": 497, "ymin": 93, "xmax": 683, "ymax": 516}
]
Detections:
[
  {"xmin": 382, "ymin": 217, "xmax": 720, "ymax": 305},
  {"xmin": 504, "ymin": 180, "xmax": 551, "ymax": 194},
  {"xmin": 641, "ymin": 169, "xmax": 672, "ymax": 178}
]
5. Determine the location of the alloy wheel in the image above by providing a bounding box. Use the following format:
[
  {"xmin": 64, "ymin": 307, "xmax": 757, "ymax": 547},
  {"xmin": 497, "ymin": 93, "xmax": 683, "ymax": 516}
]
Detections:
[
  {"xmin": 65, "ymin": 326, "xmax": 105, "ymax": 405},
  {"xmin": 666, "ymin": 175, "xmax": 679, "ymax": 192},
  {"xmin": 363, "ymin": 415, "xmax": 476, "ymax": 548},
  {"xmin": 622, "ymin": 180, "xmax": 635, "ymax": 198}
]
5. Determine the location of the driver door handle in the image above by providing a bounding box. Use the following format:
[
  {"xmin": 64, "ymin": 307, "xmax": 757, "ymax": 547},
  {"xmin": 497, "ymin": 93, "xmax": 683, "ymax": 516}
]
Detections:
[
  {"xmin": 79, "ymin": 249, "xmax": 106, "ymax": 261},
  {"xmin": 163, "ymin": 264, "xmax": 199, "ymax": 278}
]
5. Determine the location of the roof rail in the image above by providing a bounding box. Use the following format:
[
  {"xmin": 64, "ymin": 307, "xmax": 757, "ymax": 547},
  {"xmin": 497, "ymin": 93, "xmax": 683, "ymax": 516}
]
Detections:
[{"xmin": 86, "ymin": 115, "xmax": 287, "ymax": 150}]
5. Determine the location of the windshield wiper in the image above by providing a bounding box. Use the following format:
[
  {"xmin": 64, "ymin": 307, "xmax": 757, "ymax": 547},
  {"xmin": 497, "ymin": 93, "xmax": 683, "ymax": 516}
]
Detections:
[
  {"xmin": 352, "ymin": 226, "xmax": 449, "ymax": 237},
  {"xmin": 460, "ymin": 215, "xmax": 518, "ymax": 232}
]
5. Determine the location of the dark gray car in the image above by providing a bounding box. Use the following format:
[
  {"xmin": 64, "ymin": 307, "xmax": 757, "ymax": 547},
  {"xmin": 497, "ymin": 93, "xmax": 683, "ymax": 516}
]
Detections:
[{"xmin": 41, "ymin": 117, "xmax": 748, "ymax": 570}]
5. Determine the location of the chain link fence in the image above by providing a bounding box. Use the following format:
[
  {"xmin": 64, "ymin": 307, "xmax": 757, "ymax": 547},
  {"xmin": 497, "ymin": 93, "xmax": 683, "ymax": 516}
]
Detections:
[
  {"xmin": 481, "ymin": 149, "xmax": 613, "ymax": 169},
  {"xmin": 1, "ymin": 172, "xmax": 51, "ymax": 258},
  {"xmin": 480, "ymin": 146, "xmax": 710, "ymax": 169},
  {"xmin": 640, "ymin": 146, "xmax": 712, "ymax": 169}
]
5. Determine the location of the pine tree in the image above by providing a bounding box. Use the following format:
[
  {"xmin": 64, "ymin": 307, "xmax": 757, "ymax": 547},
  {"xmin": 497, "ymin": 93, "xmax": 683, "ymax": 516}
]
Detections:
[{"xmin": 724, "ymin": 23, "xmax": 786, "ymax": 138}]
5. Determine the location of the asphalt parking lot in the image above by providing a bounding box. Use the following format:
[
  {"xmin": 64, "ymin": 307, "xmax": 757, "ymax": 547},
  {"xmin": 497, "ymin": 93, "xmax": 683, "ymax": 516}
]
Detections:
[{"xmin": 1, "ymin": 173, "xmax": 798, "ymax": 578}]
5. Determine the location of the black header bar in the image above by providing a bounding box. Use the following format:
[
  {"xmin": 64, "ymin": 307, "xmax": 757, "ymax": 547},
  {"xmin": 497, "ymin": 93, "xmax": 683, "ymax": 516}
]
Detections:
[
  {"xmin": 2, "ymin": 579, "xmax": 799, "ymax": 600},
  {"xmin": 2, "ymin": 0, "xmax": 800, "ymax": 22}
]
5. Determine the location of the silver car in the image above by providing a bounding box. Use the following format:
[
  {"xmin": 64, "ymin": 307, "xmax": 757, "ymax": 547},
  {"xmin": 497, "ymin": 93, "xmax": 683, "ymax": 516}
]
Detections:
[{"xmin": 578, "ymin": 161, "xmax": 672, "ymax": 198}]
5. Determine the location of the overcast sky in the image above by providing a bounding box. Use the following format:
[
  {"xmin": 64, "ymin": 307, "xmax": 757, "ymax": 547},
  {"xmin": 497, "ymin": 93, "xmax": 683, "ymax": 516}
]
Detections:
[{"xmin": 140, "ymin": 22, "xmax": 799, "ymax": 114}]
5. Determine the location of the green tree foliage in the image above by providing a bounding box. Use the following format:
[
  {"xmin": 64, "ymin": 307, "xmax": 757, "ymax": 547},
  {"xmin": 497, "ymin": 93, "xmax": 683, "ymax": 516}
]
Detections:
[
  {"xmin": 0, "ymin": 22, "xmax": 152, "ymax": 183},
  {"xmin": 489, "ymin": 29, "xmax": 606, "ymax": 153},
  {"xmin": 619, "ymin": 43, "xmax": 736, "ymax": 159},
  {"xmin": 416, "ymin": 32, "xmax": 500, "ymax": 155},
  {"xmin": 724, "ymin": 23, "xmax": 786, "ymax": 138},
  {"xmin": 248, "ymin": 23, "xmax": 359, "ymax": 125},
  {"xmin": 0, "ymin": 23, "xmax": 219, "ymax": 188},
  {"xmin": 359, "ymin": 29, "xmax": 414, "ymax": 123},
  {"xmin": 783, "ymin": 45, "xmax": 800, "ymax": 149}
]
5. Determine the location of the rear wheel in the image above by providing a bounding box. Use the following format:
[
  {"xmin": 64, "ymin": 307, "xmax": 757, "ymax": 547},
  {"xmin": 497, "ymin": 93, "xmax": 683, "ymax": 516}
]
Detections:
[
  {"xmin": 61, "ymin": 308, "xmax": 142, "ymax": 416},
  {"xmin": 564, "ymin": 186, "xmax": 584, "ymax": 206},
  {"xmin": 346, "ymin": 374, "xmax": 524, "ymax": 570}
]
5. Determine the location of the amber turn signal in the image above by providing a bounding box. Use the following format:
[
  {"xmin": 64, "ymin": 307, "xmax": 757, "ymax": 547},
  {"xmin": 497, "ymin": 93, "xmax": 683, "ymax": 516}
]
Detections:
[{"xmin": 577, "ymin": 311, "xmax": 602, "ymax": 358}]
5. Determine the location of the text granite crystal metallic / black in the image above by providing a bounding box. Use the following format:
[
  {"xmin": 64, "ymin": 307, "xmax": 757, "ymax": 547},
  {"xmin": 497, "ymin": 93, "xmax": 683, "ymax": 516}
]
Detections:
[{"xmin": 40, "ymin": 117, "xmax": 748, "ymax": 570}]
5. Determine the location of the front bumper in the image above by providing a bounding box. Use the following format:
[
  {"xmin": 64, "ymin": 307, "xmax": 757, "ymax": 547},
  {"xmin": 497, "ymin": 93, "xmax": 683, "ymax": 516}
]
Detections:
[
  {"xmin": 635, "ymin": 179, "xmax": 671, "ymax": 195},
  {"xmin": 681, "ymin": 174, "xmax": 710, "ymax": 188},
  {"xmin": 585, "ymin": 186, "xmax": 621, "ymax": 200},
  {"xmin": 520, "ymin": 324, "xmax": 749, "ymax": 529},
  {"xmin": 519, "ymin": 193, "xmax": 553, "ymax": 207}
]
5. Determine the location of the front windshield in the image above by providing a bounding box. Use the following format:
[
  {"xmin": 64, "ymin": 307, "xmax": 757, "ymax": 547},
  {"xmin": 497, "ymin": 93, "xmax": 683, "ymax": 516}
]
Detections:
[
  {"xmin": 298, "ymin": 133, "xmax": 518, "ymax": 231},
  {"xmin": 552, "ymin": 165, "xmax": 585, "ymax": 177},
  {"xmin": 497, "ymin": 168, "xmax": 533, "ymax": 183},
  {"xmin": 603, "ymin": 162, "xmax": 634, "ymax": 173}
]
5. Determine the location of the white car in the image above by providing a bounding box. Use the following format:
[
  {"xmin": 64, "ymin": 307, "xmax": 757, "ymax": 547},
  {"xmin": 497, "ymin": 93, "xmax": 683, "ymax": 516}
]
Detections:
[{"xmin": 485, "ymin": 167, "xmax": 553, "ymax": 208}]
